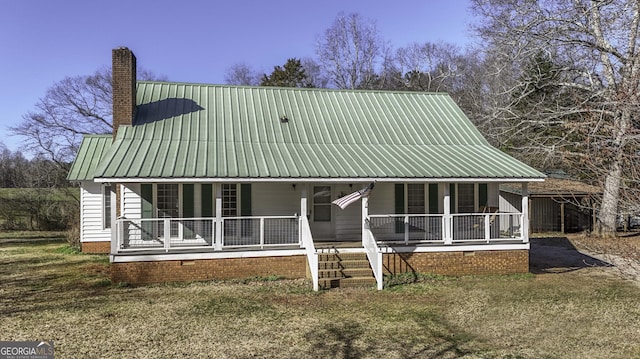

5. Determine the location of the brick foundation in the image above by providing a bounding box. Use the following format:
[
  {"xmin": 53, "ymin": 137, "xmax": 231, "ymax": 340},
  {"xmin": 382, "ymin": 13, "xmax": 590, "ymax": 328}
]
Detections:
[
  {"xmin": 110, "ymin": 255, "xmax": 308, "ymax": 285},
  {"xmin": 81, "ymin": 241, "xmax": 111, "ymax": 254},
  {"xmin": 383, "ymin": 250, "xmax": 529, "ymax": 276}
]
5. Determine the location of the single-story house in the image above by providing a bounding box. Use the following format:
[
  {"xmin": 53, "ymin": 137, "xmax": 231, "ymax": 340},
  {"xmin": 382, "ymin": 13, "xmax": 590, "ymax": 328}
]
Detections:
[
  {"xmin": 67, "ymin": 47, "xmax": 545, "ymax": 290},
  {"xmin": 500, "ymin": 177, "xmax": 600, "ymax": 233}
]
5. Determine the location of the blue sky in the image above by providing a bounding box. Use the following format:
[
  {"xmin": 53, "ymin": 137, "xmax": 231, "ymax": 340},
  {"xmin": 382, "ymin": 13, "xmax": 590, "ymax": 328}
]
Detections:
[{"xmin": 0, "ymin": 0, "xmax": 476, "ymax": 154}]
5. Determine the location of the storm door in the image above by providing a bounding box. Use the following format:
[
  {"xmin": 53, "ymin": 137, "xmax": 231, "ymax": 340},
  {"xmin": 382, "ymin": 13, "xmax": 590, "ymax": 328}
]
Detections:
[{"xmin": 310, "ymin": 185, "xmax": 333, "ymax": 239}]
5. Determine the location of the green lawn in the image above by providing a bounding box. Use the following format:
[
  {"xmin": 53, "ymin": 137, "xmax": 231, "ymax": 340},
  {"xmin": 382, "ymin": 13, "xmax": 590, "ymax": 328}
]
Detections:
[{"xmin": 1, "ymin": 234, "xmax": 639, "ymax": 358}]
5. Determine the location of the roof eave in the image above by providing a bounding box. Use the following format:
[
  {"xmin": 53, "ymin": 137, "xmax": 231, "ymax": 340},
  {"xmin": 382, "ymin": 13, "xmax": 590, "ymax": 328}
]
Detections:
[{"xmin": 94, "ymin": 177, "xmax": 546, "ymax": 183}]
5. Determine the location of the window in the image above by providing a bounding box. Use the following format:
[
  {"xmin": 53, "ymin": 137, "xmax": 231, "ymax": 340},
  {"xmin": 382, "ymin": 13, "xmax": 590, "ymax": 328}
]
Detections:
[
  {"xmin": 157, "ymin": 184, "xmax": 179, "ymax": 237},
  {"xmin": 157, "ymin": 184, "xmax": 179, "ymax": 218},
  {"xmin": 457, "ymin": 183, "xmax": 476, "ymax": 213},
  {"xmin": 103, "ymin": 185, "xmax": 112, "ymax": 229},
  {"xmin": 407, "ymin": 184, "xmax": 425, "ymax": 214},
  {"xmin": 313, "ymin": 186, "xmax": 331, "ymax": 222},
  {"xmin": 222, "ymin": 184, "xmax": 237, "ymax": 217}
]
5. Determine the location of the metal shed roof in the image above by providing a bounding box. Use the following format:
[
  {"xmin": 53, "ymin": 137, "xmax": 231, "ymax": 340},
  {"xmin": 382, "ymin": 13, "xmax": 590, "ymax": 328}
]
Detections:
[
  {"xmin": 67, "ymin": 135, "xmax": 112, "ymax": 181},
  {"xmin": 88, "ymin": 82, "xmax": 544, "ymax": 181}
]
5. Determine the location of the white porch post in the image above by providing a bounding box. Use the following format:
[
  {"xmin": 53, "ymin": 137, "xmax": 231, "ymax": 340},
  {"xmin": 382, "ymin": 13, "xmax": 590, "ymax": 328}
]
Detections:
[
  {"xmin": 361, "ymin": 196, "xmax": 369, "ymax": 246},
  {"xmin": 300, "ymin": 186, "xmax": 307, "ymax": 247},
  {"xmin": 444, "ymin": 183, "xmax": 452, "ymax": 244},
  {"xmin": 521, "ymin": 183, "xmax": 529, "ymax": 243},
  {"xmin": 163, "ymin": 218, "xmax": 171, "ymax": 252},
  {"xmin": 110, "ymin": 184, "xmax": 118, "ymax": 255},
  {"xmin": 214, "ymin": 183, "xmax": 223, "ymax": 250}
]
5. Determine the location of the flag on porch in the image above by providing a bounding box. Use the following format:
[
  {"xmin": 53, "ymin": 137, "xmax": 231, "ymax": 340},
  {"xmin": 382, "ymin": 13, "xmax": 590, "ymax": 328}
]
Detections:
[{"xmin": 332, "ymin": 183, "xmax": 375, "ymax": 209}]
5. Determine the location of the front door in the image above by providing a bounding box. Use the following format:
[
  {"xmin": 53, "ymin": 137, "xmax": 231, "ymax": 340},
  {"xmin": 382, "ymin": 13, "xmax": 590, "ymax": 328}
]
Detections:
[{"xmin": 310, "ymin": 185, "xmax": 333, "ymax": 239}]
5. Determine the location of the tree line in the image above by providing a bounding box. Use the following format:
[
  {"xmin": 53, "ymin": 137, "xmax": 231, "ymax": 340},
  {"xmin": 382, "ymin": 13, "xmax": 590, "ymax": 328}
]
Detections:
[
  {"xmin": 10, "ymin": 3, "xmax": 640, "ymax": 237},
  {"xmin": 0, "ymin": 143, "xmax": 68, "ymax": 188}
]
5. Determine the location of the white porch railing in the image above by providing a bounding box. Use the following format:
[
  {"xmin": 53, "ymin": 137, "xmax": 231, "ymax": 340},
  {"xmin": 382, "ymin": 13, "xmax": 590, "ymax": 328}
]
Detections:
[
  {"xmin": 116, "ymin": 216, "xmax": 299, "ymax": 252},
  {"xmin": 367, "ymin": 212, "xmax": 524, "ymax": 244},
  {"xmin": 368, "ymin": 214, "xmax": 446, "ymax": 244},
  {"xmin": 221, "ymin": 216, "xmax": 300, "ymax": 248},
  {"xmin": 451, "ymin": 213, "xmax": 523, "ymax": 243},
  {"xmin": 363, "ymin": 220, "xmax": 383, "ymax": 290},
  {"xmin": 300, "ymin": 215, "xmax": 319, "ymax": 291}
]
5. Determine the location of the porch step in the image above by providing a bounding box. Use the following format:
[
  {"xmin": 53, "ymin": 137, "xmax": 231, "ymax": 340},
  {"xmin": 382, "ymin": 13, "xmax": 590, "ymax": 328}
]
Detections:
[{"xmin": 316, "ymin": 250, "xmax": 376, "ymax": 290}]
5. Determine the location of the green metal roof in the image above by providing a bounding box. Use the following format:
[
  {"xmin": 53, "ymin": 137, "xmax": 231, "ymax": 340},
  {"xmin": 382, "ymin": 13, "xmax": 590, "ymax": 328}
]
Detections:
[
  {"xmin": 90, "ymin": 82, "xmax": 544, "ymax": 181},
  {"xmin": 67, "ymin": 135, "xmax": 112, "ymax": 181}
]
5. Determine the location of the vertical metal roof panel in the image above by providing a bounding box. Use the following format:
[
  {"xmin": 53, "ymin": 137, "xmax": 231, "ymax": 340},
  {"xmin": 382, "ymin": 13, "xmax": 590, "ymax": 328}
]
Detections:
[
  {"xmin": 90, "ymin": 82, "xmax": 545, "ymax": 180},
  {"xmin": 67, "ymin": 135, "xmax": 112, "ymax": 181}
]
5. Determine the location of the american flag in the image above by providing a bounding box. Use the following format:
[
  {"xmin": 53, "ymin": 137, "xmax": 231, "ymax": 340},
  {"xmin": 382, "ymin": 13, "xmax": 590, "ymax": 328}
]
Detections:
[{"xmin": 332, "ymin": 183, "xmax": 375, "ymax": 209}]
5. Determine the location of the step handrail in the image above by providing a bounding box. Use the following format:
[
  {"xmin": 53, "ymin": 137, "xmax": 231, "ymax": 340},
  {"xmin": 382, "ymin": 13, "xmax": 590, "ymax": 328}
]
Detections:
[
  {"xmin": 363, "ymin": 219, "xmax": 383, "ymax": 290},
  {"xmin": 300, "ymin": 215, "xmax": 319, "ymax": 291}
]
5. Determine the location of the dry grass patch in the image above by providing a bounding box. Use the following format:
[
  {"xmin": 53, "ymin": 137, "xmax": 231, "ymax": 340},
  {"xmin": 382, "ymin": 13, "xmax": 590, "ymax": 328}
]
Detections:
[{"xmin": 1, "ymin": 236, "xmax": 639, "ymax": 358}]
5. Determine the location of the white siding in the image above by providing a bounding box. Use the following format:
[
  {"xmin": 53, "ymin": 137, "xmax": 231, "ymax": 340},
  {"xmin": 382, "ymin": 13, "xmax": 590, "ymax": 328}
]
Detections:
[
  {"xmin": 499, "ymin": 191, "xmax": 522, "ymax": 213},
  {"xmin": 368, "ymin": 182, "xmax": 395, "ymax": 215},
  {"xmin": 122, "ymin": 184, "xmax": 142, "ymax": 218},
  {"xmin": 80, "ymin": 181, "xmax": 110, "ymax": 242},
  {"xmin": 252, "ymin": 183, "xmax": 300, "ymax": 216},
  {"xmin": 488, "ymin": 183, "xmax": 500, "ymax": 208}
]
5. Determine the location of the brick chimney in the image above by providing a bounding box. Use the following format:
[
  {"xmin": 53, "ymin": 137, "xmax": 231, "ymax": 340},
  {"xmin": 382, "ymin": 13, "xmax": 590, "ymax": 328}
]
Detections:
[
  {"xmin": 111, "ymin": 47, "xmax": 136, "ymax": 225},
  {"xmin": 112, "ymin": 47, "xmax": 136, "ymax": 138}
]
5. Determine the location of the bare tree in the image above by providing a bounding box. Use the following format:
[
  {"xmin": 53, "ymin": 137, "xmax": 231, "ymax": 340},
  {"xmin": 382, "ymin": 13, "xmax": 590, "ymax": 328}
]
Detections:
[
  {"xmin": 11, "ymin": 68, "xmax": 165, "ymax": 167},
  {"xmin": 300, "ymin": 58, "xmax": 329, "ymax": 88},
  {"xmin": 394, "ymin": 42, "xmax": 464, "ymax": 92},
  {"xmin": 224, "ymin": 62, "xmax": 260, "ymax": 86},
  {"xmin": 315, "ymin": 12, "xmax": 385, "ymax": 89},
  {"xmin": 471, "ymin": 0, "xmax": 640, "ymax": 237}
]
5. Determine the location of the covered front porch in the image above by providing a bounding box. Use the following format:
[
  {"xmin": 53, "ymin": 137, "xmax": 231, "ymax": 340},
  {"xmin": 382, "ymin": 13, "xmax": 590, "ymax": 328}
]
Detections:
[
  {"xmin": 114, "ymin": 211, "xmax": 526, "ymax": 253},
  {"xmin": 110, "ymin": 181, "xmax": 531, "ymax": 290}
]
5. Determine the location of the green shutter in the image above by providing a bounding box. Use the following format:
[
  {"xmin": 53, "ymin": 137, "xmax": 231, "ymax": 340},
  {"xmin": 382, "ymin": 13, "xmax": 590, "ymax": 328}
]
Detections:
[
  {"xmin": 450, "ymin": 184, "xmax": 456, "ymax": 214},
  {"xmin": 201, "ymin": 184, "xmax": 213, "ymax": 217},
  {"xmin": 429, "ymin": 183, "xmax": 439, "ymax": 214},
  {"xmin": 241, "ymin": 184, "xmax": 252, "ymax": 216},
  {"xmin": 182, "ymin": 184, "xmax": 194, "ymax": 238},
  {"xmin": 141, "ymin": 184, "xmax": 153, "ymax": 218},
  {"xmin": 394, "ymin": 184, "xmax": 405, "ymax": 233},
  {"xmin": 479, "ymin": 184, "xmax": 488, "ymax": 208},
  {"xmin": 394, "ymin": 184, "xmax": 405, "ymax": 214},
  {"xmin": 183, "ymin": 184, "xmax": 194, "ymax": 218},
  {"xmin": 141, "ymin": 184, "xmax": 154, "ymax": 240}
]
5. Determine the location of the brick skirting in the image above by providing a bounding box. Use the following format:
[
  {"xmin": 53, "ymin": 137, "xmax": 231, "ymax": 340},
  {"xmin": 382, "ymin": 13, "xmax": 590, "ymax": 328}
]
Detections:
[
  {"xmin": 81, "ymin": 241, "xmax": 111, "ymax": 254},
  {"xmin": 110, "ymin": 255, "xmax": 308, "ymax": 285},
  {"xmin": 383, "ymin": 249, "xmax": 529, "ymax": 276}
]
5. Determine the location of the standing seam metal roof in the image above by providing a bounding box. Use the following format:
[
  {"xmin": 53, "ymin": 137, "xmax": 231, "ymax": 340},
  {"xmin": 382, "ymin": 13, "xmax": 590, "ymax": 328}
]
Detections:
[
  {"xmin": 90, "ymin": 82, "xmax": 545, "ymax": 180},
  {"xmin": 67, "ymin": 135, "xmax": 112, "ymax": 181}
]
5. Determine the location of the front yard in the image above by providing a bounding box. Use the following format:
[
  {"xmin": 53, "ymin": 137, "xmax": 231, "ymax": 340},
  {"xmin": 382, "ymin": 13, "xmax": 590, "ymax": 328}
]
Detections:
[{"xmin": 1, "ymin": 233, "xmax": 639, "ymax": 358}]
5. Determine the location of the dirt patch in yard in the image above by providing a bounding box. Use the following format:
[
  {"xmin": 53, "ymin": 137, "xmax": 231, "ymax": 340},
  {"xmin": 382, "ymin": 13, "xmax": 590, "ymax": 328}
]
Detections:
[{"xmin": 530, "ymin": 233, "xmax": 640, "ymax": 286}]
